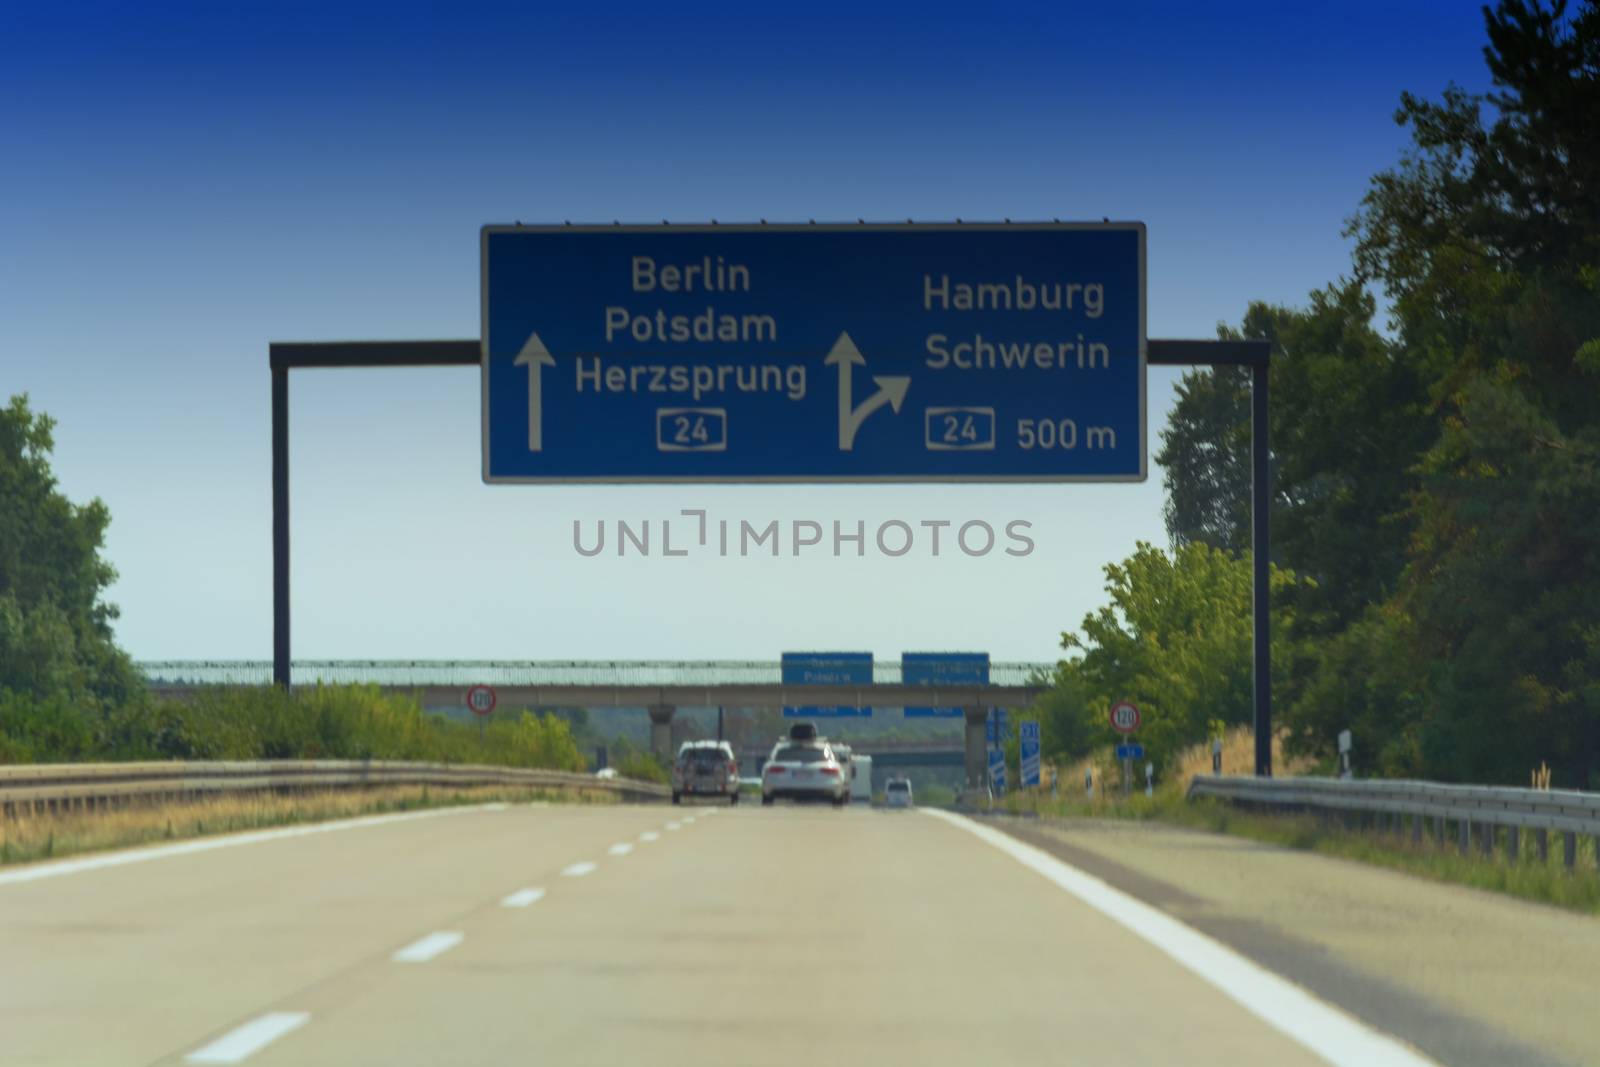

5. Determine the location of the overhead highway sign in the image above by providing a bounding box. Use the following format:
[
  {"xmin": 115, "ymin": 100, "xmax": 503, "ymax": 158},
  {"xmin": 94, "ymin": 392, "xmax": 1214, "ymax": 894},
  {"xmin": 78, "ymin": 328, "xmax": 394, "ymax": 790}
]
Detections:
[
  {"xmin": 481, "ymin": 223, "xmax": 1145, "ymax": 483},
  {"xmin": 902, "ymin": 651, "xmax": 990, "ymax": 717},
  {"xmin": 781, "ymin": 652, "xmax": 872, "ymax": 718}
]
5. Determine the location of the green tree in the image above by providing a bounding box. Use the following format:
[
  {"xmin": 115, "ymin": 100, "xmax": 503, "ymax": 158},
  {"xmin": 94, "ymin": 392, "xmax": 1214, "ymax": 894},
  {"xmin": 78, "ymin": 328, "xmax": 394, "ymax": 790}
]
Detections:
[
  {"xmin": 0, "ymin": 395, "xmax": 143, "ymax": 755},
  {"xmin": 1043, "ymin": 542, "xmax": 1308, "ymax": 772},
  {"xmin": 1340, "ymin": 0, "xmax": 1600, "ymax": 786},
  {"xmin": 1155, "ymin": 365, "xmax": 1251, "ymax": 556},
  {"xmin": 1157, "ymin": 2, "xmax": 1600, "ymax": 786},
  {"xmin": 1157, "ymin": 285, "xmax": 1429, "ymax": 630}
]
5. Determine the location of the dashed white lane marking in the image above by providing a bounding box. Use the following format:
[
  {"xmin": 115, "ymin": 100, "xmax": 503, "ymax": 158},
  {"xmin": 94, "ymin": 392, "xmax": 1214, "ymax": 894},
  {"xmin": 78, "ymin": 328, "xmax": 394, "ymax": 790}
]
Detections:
[
  {"xmin": 0, "ymin": 804, "xmax": 505, "ymax": 888},
  {"xmin": 664, "ymin": 821, "xmax": 682, "ymax": 831},
  {"xmin": 184, "ymin": 1011, "xmax": 310, "ymax": 1063},
  {"xmin": 638, "ymin": 830, "xmax": 660, "ymax": 842},
  {"xmin": 608, "ymin": 842, "xmax": 634, "ymax": 856},
  {"xmin": 924, "ymin": 810, "xmax": 1439, "ymax": 1067},
  {"xmin": 562, "ymin": 861, "xmax": 598, "ymax": 877},
  {"xmin": 680, "ymin": 815, "xmax": 696, "ymax": 823},
  {"xmin": 500, "ymin": 887, "xmax": 546, "ymax": 908},
  {"xmin": 391, "ymin": 931, "xmax": 464, "ymax": 963}
]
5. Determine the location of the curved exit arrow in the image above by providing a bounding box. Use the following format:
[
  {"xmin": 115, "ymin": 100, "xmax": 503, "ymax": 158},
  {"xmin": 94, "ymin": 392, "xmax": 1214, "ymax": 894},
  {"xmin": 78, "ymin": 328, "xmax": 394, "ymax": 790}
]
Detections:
[{"xmin": 824, "ymin": 332, "xmax": 911, "ymax": 451}]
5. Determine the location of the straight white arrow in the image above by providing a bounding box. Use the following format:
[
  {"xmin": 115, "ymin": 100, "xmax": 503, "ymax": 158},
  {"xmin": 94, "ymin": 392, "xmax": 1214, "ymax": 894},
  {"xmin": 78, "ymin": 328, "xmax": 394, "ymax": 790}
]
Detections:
[
  {"xmin": 514, "ymin": 331, "xmax": 556, "ymax": 452},
  {"xmin": 824, "ymin": 332, "xmax": 910, "ymax": 451}
]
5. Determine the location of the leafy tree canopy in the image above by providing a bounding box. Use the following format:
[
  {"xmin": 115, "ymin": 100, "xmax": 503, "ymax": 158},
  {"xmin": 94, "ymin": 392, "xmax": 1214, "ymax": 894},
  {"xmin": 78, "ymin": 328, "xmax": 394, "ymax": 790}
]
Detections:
[{"xmin": 0, "ymin": 394, "xmax": 139, "ymax": 708}]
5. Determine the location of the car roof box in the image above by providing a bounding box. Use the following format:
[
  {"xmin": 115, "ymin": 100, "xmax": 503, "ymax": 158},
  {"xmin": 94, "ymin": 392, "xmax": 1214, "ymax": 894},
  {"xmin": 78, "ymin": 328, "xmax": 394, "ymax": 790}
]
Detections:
[{"xmin": 788, "ymin": 722, "xmax": 818, "ymax": 741}]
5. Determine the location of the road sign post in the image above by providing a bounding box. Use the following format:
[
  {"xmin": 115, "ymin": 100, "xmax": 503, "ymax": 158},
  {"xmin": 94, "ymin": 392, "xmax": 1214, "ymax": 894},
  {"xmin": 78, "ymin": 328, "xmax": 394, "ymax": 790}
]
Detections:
[
  {"xmin": 467, "ymin": 684, "xmax": 497, "ymax": 741},
  {"xmin": 482, "ymin": 224, "xmax": 1146, "ymax": 484},
  {"xmin": 1113, "ymin": 737, "xmax": 1144, "ymax": 798},
  {"xmin": 1020, "ymin": 720, "xmax": 1041, "ymax": 788},
  {"xmin": 987, "ymin": 746, "xmax": 1007, "ymax": 798}
]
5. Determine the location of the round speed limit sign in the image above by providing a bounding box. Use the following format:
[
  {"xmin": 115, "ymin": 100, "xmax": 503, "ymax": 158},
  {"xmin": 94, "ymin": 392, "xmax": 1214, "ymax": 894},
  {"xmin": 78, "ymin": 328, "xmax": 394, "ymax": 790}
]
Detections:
[
  {"xmin": 466, "ymin": 685, "xmax": 497, "ymax": 717},
  {"xmin": 1109, "ymin": 700, "xmax": 1141, "ymax": 734}
]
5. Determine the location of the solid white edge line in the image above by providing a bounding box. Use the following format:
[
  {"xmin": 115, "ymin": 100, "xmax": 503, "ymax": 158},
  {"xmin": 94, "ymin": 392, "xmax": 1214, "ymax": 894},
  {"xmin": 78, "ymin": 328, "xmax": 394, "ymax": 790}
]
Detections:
[
  {"xmin": 608, "ymin": 842, "xmax": 634, "ymax": 856},
  {"xmin": 500, "ymin": 887, "xmax": 546, "ymax": 908},
  {"xmin": 184, "ymin": 1011, "xmax": 310, "ymax": 1064},
  {"xmin": 0, "ymin": 804, "xmax": 507, "ymax": 887},
  {"xmin": 923, "ymin": 810, "xmax": 1439, "ymax": 1067},
  {"xmin": 391, "ymin": 931, "xmax": 464, "ymax": 963},
  {"xmin": 561, "ymin": 860, "xmax": 597, "ymax": 877}
]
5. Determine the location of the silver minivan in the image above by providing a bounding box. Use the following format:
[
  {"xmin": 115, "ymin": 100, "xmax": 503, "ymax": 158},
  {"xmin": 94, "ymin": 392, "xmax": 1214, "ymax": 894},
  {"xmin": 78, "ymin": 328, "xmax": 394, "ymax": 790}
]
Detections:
[{"xmin": 884, "ymin": 777, "xmax": 913, "ymax": 808}]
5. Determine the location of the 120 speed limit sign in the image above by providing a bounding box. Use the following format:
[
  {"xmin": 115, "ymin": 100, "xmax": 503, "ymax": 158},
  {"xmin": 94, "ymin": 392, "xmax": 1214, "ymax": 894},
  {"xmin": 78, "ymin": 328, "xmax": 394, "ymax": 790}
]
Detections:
[
  {"xmin": 1109, "ymin": 701, "xmax": 1141, "ymax": 734},
  {"xmin": 466, "ymin": 685, "xmax": 498, "ymax": 717}
]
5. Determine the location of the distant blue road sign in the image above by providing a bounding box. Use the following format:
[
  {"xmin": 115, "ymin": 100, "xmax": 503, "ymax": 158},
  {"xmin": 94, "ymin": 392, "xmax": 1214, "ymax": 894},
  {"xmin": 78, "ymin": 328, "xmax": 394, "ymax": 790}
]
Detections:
[
  {"xmin": 482, "ymin": 224, "xmax": 1146, "ymax": 483},
  {"xmin": 988, "ymin": 746, "xmax": 1007, "ymax": 794},
  {"xmin": 1020, "ymin": 720, "xmax": 1041, "ymax": 787},
  {"xmin": 902, "ymin": 652, "xmax": 989, "ymax": 717},
  {"xmin": 782, "ymin": 652, "xmax": 872, "ymax": 718},
  {"xmin": 1115, "ymin": 743, "xmax": 1145, "ymax": 761}
]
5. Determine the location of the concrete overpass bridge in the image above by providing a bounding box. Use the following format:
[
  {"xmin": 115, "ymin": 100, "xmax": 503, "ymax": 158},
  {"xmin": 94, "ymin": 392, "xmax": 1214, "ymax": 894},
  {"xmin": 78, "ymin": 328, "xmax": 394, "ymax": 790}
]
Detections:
[{"xmin": 139, "ymin": 660, "xmax": 1049, "ymax": 790}]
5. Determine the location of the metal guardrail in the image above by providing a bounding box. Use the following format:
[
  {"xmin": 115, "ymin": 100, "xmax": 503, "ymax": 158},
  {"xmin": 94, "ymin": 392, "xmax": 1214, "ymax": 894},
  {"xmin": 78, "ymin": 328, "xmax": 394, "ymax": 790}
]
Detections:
[
  {"xmin": 0, "ymin": 760, "xmax": 669, "ymax": 816},
  {"xmin": 1188, "ymin": 774, "xmax": 1600, "ymax": 869}
]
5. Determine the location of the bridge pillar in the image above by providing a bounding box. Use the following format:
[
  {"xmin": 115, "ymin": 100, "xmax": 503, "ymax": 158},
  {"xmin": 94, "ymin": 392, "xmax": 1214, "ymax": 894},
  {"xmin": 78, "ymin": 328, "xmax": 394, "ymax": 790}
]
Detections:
[
  {"xmin": 963, "ymin": 706, "xmax": 988, "ymax": 790},
  {"xmin": 648, "ymin": 705, "xmax": 675, "ymax": 761}
]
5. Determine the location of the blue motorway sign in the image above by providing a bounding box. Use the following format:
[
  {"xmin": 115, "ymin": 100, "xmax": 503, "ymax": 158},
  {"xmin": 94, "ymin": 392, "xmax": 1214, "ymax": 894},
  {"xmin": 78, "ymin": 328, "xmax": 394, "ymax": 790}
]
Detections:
[
  {"xmin": 1020, "ymin": 720, "xmax": 1041, "ymax": 787},
  {"xmin": 482, "ymin": 224, "xmax": 1146, "ymax": 483},
  {"xmin": 1115, "ymin": 743, "xmax": 1145, "ymax": 761},
  {"xmin": 902, "ymin": 652, "xmax": 989, "ymax": 717},
  {"xmin": 781, "ymin": 652, "xmax": 872, "ymax": 718},
  {"xmin": 988, "ymin": 746, "xmax": 1007, "ymax": 794}
]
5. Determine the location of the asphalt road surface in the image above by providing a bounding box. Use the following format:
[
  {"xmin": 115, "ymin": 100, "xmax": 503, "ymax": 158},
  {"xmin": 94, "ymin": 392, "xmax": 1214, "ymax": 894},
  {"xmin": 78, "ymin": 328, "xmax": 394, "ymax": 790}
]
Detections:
[{"xmin": 0, "ymin": 801, "xmax": 1560, "ymax": 1066}]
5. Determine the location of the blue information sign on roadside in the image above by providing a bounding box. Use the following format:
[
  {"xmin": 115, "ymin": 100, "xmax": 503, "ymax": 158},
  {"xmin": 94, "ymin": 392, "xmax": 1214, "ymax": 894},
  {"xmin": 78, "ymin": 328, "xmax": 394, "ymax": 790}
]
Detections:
[
  {"xmin": 1115, "ymin": 743, "xmax": 1145, "ymax": 761},
  {"xmin": 902, "ymin": 652, "xmax": 989, "ymax": 717},
  {"xmin": 781, "ymin": 652, "xmax": 872, "ymax": 718},
  {"xmin": 482, "ymin": 223, "xmax": 1146, "ymax": 483},
  {"xmin": 1020, "ymin": 720, "xmax": 1041, "ymax": 787},
  {"xmin": 988, "ymin": 746, "xmax": 1007, "ymax": 795}
]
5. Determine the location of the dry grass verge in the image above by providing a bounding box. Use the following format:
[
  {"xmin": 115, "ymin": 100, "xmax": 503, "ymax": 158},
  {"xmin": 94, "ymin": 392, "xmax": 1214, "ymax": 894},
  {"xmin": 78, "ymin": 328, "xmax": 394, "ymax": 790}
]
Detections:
[
  {"xmin": 1033, "ymin": 726, "xmax": 1314, "ymax": 808},
  {"xmin": 997, "ymin": 729, "xmax": 1600, "ymax": 914},
  {"xmin": 0, "ymin": 783, "xmax": 615, "ymax": 867}
]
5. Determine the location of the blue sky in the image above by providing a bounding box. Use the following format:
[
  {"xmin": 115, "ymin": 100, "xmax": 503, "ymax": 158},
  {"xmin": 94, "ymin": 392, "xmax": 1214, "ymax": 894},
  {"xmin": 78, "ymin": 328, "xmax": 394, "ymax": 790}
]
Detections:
[{"xmin": 1, "ymin": 2, "xmax": 1492, "ymax": 663}]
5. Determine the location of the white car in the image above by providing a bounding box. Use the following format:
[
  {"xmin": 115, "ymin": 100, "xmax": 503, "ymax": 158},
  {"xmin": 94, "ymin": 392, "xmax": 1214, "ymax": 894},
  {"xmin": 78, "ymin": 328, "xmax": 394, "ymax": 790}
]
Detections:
[
  {"xmin": 761, "ymin": 726, "xmax": 849, "ymax": 807},
  {"xmin": 884, "ymin": 778, "xmax": 913, "ymax": 808}
]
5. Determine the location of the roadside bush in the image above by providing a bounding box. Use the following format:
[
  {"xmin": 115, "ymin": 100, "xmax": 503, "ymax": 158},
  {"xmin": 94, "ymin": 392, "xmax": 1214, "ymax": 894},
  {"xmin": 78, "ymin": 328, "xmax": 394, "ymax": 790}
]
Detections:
[{"xmin": 0, "ymin": 684, "xmax": 589, "ymax": 774}]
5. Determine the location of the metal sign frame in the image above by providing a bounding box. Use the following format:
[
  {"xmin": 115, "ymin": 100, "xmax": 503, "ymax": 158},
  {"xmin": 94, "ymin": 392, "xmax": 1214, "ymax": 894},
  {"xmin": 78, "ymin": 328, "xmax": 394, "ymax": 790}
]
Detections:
[{"xmin": 269, "ymin": 242, "xmax": 1273, "ymax": 775}]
